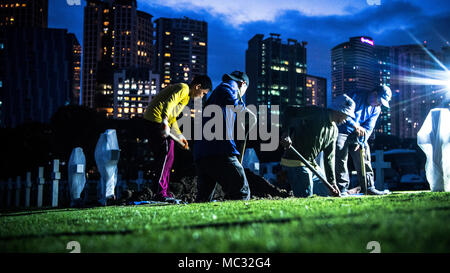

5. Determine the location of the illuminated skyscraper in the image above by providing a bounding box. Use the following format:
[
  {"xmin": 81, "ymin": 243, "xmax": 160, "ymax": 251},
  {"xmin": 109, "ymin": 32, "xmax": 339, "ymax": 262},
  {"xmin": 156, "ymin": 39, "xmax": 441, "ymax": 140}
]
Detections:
[
  {"xmin": 374, "ymin": 45, "xmax": 392, "ymax": 135},
  {"xmin": 82, "ymin": 0, "xmax": 154, "ymax": 116},
  {"xmin": 155, "ymin": 17, "xmax": 208, "ymax": 88},
  {"xmin": 113, "ymin": 68, "xmax": 160, "ymax": 120},
  {"xmin": 331, "ymin": 36, "xmax": 377, "ymax": 100},
  {"xmin": 305, "ymin": 75, "xmax": 327, "ymax": 108},
  {"xmin": 246, "ymin": 34, "xmax": 308, "ymax": 127},
  {"xmin": 0, "ymin": 0, "xmax": 48, "ymax": 28}
]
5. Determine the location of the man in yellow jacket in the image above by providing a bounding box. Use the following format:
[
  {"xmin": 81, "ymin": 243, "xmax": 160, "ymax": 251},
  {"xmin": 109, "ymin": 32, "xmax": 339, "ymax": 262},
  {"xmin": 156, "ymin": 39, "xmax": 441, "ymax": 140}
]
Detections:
[{"xmin": 144, "ymin": 75, "xmax": 212, "ymax": 200}]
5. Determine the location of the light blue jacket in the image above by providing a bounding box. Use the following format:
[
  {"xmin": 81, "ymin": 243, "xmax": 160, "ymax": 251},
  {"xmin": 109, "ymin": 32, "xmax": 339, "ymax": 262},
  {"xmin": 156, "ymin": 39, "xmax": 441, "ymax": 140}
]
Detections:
[{"xmin": 338, "ymin": 91, "xmax": 381, "ymax": 140}]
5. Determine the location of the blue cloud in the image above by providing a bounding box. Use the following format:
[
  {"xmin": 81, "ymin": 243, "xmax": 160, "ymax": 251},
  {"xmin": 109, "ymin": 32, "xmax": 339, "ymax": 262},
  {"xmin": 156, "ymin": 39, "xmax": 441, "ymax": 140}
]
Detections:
[{"xmin": 48, "ymin": 0, "xmax": 450, "ymax": 92}]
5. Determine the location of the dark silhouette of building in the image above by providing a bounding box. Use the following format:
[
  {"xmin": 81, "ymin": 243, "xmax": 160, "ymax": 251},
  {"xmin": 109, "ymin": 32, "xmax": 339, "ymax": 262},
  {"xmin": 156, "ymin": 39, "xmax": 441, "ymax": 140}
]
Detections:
[
  {"xmin": 0, "ymin": 0, "xmax": 80, "ymax": 128},
  {"xmin": 246, "ymin": 34, "xmax": 307, "ymax": 128},
  {"xmin": 0, "ymin": 28, "xmax": 80, "ymax": 128},
  {"xmin": 0, "ymin": 0, "xmax": 48, "ymax": 28},
  {"xmin": 155, "ymin": 17, "xmax": 207, "ymax": 89},
  {"xmin": 82, "ymin": 0, "xmax": 154, "ymax": 116}
]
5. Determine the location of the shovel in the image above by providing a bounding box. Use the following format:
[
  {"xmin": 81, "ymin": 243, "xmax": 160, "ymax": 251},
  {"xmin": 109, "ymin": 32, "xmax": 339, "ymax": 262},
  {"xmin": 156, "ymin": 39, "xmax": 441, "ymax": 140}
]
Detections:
[
  {"xmin": 355, "ymin": 136, "xmax": 368, "ymax": 195},
  {"xmin": 281, "ymin": 137, "xmax": 341, "ymax": 197}
]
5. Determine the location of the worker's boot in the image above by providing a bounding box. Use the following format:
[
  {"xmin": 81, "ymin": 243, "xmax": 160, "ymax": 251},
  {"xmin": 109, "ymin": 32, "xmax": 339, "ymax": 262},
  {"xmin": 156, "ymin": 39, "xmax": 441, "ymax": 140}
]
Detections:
[{"xmin": 367, "ymin": 187, "xmax": 388, "ymax": 195}]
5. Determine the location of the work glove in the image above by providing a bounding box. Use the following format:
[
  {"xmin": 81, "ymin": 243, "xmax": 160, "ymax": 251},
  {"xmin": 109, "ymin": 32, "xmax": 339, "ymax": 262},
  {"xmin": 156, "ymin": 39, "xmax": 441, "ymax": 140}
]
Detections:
[{"xmin": 160, "ymin": 118, "xmax": 170, "ymax": 138}]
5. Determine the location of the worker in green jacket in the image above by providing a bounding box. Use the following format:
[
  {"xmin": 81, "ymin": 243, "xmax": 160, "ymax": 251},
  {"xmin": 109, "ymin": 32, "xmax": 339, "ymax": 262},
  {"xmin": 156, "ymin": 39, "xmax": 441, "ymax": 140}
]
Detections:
[
  {"xmin": 281, "ymin": 95, "xmax": 356, "ymax": 197},
  {"xmin": 143, "ymin": 75, "xmax": 212, "ymax": 200}
]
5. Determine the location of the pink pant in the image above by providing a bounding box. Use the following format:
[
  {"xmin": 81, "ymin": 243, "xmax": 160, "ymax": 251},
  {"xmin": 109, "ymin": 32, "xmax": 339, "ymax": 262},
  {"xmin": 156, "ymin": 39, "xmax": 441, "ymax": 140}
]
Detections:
[
  {"xmin": 157, "ymin": 139, "xmax": 174, "ymax": 197},
  {"xmin": 146, "ymin": 120, "xmax": 175, "ymax": 198}
]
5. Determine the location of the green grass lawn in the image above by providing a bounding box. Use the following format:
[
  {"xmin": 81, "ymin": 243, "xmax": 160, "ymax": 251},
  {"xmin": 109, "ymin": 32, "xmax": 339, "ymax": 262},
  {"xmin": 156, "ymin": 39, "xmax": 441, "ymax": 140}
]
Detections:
[{"xmin": 1, "ymin": 191, "xmax": 449, "ymax": 253}]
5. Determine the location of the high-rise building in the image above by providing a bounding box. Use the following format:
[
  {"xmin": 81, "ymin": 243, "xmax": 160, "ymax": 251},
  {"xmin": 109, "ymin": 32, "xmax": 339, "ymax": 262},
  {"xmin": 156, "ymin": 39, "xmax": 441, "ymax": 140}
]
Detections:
[
  {"xmin": 331, "ymin": 36, "xmax": 377, "ymax": 99},
  {"xmin": 305, "ymin": 75, "xmax": 327, "ymax": 108},
  {"xmin": 0, "ymin": 28, "xmax": 79, "ymax": 128},
  {"xmin": 0, "ymin": 0, "xmax": 48, "ymax": 28},
  {"xmin": 390, "ymin": 44, "xmax": 447, "ymax": 139},
  {"xmin": 82, "ymin": 0, "xmax": 154, "ymax": 116},
  {"xmin": 155, "ymin": 17, "xmax": 207, "ymax": 88},
  {"xmin": 113, "ymin": 68, "xmax": 159, "ymax": 119},
  {"xmin": 69, "ymin": 33, "xmax": 82, "ymax": 105},
  {"xmin": 246, "ymin": 34, "xmax": 307, "ymax": 127},
  {"xmin": 374, "ymin": 45, "xmax": 392, "ymax": 135}
]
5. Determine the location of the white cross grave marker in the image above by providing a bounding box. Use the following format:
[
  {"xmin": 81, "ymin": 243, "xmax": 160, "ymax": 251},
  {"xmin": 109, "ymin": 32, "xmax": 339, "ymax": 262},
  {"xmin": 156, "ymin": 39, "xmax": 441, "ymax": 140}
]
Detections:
[
  {"xmin": 136, "ymin": 170, "xmax": 144, "ymax": 192},
  {"xmin": 7, "ymin": 178, "xmax": 13, "ymax": 207},
  {"xmin": 372, "ymin": 150, "xmax": 391, "ymax": 190},
  {"xmin": 25, "ymin": 172, "xmax": 32, "ymax": 207},
  {"xmin": 37, "ymin": 167, "xmax": 45, "ymax": 207},
  {"xmin": 15, "ymin": 176, "xmax": 21, "ymax": 207},
  {"xmin": 52, "ymin": 159, "xmax": 61, "ymax": 207}
]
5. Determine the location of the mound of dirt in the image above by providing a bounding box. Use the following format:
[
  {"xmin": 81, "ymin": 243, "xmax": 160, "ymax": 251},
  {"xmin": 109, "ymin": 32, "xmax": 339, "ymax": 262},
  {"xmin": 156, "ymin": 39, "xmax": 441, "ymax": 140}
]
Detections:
[
  {"xmin": 245, "ymin": 169, "xmax": 291, "ymax": 199},
  {"xmin": 120, "ymin": 168, "xmax": 292, "ymax": 204}
]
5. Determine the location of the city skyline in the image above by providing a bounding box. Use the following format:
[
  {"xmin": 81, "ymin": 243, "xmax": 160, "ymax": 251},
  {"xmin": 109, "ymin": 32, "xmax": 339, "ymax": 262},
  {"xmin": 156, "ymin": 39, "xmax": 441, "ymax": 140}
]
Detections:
[{"xmin": 49, "ymin": 0, "xmax": 450, "ymax": 90}]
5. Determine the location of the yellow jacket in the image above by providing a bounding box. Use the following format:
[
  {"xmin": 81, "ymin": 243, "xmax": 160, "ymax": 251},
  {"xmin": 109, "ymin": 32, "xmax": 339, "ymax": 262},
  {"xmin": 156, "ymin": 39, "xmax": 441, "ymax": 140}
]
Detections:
[{"xmin": 144, "ymin": 83, "xmax": 190, "ymax": 135}]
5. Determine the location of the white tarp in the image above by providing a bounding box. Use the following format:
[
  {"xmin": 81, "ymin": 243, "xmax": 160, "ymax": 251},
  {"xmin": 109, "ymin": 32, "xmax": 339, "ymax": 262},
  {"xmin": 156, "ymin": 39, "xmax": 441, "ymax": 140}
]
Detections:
[
  {"xmin": 95, "ymin": 129, "xmax": 120, "ymax": 205},
  {"xmin": 68, "ymin": 147, "xmax": 86, "ymax": 206},
  {"xmin": 417, "ymin": 108, "xmax": 450, "ymax": 192}
]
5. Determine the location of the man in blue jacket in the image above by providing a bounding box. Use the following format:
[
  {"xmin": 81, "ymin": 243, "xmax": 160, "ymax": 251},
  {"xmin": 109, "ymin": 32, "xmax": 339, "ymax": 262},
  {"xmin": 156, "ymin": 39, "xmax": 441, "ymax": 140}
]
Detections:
[
  {"xmin": 335, "ymin": 85, "xmax": 392, "ymax": 195},
  {"xmin": 194, "ymin": 71, "xmax": 251, "ymax": 202}
]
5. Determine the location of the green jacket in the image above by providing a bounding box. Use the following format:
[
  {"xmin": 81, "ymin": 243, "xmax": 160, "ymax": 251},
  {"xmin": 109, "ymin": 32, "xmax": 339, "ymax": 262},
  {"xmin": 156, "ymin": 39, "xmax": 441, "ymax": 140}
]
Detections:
[{"xmin": 281, "ymin": 106, "xmax": 338, "ymax": 185}]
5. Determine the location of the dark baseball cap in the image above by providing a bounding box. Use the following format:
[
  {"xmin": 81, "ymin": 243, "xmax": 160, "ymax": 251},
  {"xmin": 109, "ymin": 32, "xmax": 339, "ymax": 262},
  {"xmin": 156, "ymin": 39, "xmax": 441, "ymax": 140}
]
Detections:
[{"xmin": 224, "ymin": 71, "xmax": 249, "ymax": 85}]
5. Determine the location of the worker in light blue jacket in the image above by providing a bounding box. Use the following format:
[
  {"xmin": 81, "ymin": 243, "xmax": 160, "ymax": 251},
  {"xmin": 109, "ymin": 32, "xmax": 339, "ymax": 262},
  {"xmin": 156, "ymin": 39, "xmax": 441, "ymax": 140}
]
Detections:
[{"xmin": 335, "ymin": 85, "xmax": 392, "ymax": 195}]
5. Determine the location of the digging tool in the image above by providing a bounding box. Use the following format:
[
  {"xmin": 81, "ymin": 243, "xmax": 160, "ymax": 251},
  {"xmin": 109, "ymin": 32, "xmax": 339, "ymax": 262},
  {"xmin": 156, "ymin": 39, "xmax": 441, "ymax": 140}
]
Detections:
[
  {"xmin": 355, "ymin": 136, "xmax": 368, "ymax": 195},
  {"xmin": 280, "ymin": 137, "xmax": 341, "ymax": 197},
  {"xmin": 238, "ymin": 108, "xmax": 257, "ymax": 164}
]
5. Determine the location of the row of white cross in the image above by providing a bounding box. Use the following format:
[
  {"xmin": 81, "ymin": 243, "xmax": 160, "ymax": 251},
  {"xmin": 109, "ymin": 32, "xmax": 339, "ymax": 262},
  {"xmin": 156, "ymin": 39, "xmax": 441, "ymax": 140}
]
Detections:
[
  {"xmin": 0, "ymin": 162, "xmax": 148, "ymax": 209},
  {"xmin": 0, "ymin": 151, "xmax": 394, "ymax": 209}
]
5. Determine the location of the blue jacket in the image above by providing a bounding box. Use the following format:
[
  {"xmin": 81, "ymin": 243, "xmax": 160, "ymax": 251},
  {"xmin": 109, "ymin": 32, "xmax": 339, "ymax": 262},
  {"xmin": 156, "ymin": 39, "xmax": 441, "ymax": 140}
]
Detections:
[
  {"xmin": 338, "ymin": 91, "xmax": 381, "ymax": 140},
  {"xmin": 193, "ymin": 80, "xmax": 246, "ymax": 161}
]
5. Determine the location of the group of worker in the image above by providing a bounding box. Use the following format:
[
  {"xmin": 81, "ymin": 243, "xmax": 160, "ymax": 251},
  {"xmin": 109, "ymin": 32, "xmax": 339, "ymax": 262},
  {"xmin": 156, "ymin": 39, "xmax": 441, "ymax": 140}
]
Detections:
[{"xmin": 143, "ymin": 70, "xmax": 392, "ymax": 202}]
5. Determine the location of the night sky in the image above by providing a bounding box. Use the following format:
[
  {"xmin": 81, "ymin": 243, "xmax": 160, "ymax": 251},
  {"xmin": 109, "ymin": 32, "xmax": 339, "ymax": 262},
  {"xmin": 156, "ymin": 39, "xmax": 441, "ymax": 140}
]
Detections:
[{"xmin": 49, "ymin": 0, "xmax": 450, "ymax": 92}]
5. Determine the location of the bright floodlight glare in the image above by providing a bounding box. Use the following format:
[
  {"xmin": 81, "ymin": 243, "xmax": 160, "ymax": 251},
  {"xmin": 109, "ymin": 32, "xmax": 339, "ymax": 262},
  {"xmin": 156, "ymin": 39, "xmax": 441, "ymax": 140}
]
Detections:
[{"xmin": 447, "ymin": 72, "xmax": 450, "ymax": 91}]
